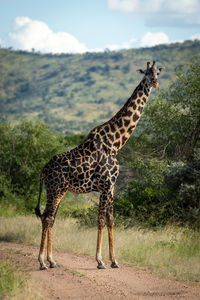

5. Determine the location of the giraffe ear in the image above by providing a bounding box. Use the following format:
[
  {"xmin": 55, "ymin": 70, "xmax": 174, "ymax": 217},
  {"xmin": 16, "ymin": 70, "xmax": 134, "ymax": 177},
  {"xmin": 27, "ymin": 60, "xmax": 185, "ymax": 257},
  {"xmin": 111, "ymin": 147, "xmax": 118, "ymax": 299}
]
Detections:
[
  {"xmin": 137, "ymin": 69, "xmax": 145, "ymax": 74},
  {"xmin": 159, "ymin": 67, "xmax": 164, "ymax": 73}
]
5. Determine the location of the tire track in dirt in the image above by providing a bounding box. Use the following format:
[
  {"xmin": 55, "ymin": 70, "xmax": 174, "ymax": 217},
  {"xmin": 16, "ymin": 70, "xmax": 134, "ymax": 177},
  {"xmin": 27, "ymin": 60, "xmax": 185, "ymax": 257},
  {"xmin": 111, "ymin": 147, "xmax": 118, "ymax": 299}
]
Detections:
[{"xmin": 0, "ymin": 242, "xmax": 199, "ymax": 300}]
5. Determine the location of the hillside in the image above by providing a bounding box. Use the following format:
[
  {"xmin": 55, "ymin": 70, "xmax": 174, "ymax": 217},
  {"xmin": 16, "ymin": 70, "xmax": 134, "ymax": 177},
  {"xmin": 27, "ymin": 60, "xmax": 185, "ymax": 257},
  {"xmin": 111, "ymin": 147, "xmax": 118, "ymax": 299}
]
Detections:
[{"xmin": 0, "ymin": 40, "xmax": 199, "ymax": 134}]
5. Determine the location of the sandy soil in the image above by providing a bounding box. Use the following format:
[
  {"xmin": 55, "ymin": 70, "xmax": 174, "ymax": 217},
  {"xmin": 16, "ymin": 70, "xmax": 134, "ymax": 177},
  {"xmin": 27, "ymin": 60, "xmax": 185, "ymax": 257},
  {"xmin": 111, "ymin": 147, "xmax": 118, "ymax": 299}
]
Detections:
[{"xmin": 0, "ymin": 241, "xmax": 199, "ymax": 300}]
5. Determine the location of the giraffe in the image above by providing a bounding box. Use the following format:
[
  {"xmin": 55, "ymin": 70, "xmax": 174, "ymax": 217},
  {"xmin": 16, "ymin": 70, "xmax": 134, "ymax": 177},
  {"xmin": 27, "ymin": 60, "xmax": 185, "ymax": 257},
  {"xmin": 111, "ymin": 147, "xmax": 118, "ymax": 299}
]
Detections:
[{"xmin": 35, "ymin": 61, "xmax": 163, "ymax": 270}]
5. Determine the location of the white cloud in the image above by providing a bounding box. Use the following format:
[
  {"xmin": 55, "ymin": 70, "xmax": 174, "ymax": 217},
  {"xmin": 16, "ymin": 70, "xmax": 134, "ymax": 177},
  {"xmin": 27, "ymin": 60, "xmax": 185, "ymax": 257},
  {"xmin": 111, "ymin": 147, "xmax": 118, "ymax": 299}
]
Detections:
[
  {"xmin": 108, "ymin": 0, "xmax": 199, "ymax": 14},
  {"xmin": 108, "ymin": 0, "xmax": 200, "ymax": 26},
  {"xmin": 108, "ymin": 0, "xmax": 161, "ymax": 13},
  {"xmin": 6, "ymin": 17, "xmax": 88, "ymax": 54},
  {"xmin": 166, "ymin": 0, "xmax": 198, "ymax": 14},
  {"xmin": 4, "ymin": 18, "xmax": 139, "ymax": 53},
  {"xmin": 190, "ymin": 33, "xmax": 200, "ymax": 40},
  {"xmin": 106, "ymin": 38, "xmax": 137, "ymax": 51},
  {"xmin": 1, "ymin": 16, "xmax": 192, "ymax": 54},
  {"xmin": 106, "ymin": 32, "xmax": 171, "ymax": 50},
  {"xmin": 140, "ymin": 32, "xmax": 169, "ymax": 47},
  {"xmin": 108, "ymin": 0, "xmax": 139, "ymax": 13}
]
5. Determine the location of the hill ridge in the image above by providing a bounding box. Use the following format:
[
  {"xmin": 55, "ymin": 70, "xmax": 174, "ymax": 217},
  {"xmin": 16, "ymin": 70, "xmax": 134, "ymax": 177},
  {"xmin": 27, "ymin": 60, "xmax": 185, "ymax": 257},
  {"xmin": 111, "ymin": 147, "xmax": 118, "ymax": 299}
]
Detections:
[{"xmin": 0, "ymin": 40, "xmax": 199, "ymax": 134}]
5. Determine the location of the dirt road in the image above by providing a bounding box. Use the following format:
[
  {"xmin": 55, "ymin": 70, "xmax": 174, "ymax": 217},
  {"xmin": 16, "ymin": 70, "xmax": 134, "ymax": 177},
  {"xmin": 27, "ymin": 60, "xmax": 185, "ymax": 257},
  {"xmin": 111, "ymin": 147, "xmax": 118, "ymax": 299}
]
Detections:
[{"xmin": 0, "ymin": 242, "xmax": 199, "ymax": 300}]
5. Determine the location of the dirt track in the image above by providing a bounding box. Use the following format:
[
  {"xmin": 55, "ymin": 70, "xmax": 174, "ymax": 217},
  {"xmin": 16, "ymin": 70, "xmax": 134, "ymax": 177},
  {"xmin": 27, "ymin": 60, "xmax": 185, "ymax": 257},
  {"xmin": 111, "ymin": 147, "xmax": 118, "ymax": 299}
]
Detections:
[{"xmin": 0, "ymin": 242, "xmax": 199, "ymax": 300}]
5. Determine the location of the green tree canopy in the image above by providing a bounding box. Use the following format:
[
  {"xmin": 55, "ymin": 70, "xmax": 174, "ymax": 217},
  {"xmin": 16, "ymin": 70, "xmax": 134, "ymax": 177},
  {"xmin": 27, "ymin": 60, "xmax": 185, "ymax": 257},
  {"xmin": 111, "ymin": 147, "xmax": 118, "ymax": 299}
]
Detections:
[
  {"xmin": 0, "ymin": 120, "xmax": 65, "ymax": 210},
  {"xmin": 144, "ymin": 59, "xmax": 200, "ymax": 161}
]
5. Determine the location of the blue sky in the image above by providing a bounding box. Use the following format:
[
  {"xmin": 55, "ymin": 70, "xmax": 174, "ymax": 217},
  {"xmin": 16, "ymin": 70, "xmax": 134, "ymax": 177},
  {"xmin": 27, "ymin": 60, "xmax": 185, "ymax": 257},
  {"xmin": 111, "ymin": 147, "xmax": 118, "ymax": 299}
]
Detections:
[{"xmin": 0, "ymin": 0, "xmax": 200, "ymax": 53}]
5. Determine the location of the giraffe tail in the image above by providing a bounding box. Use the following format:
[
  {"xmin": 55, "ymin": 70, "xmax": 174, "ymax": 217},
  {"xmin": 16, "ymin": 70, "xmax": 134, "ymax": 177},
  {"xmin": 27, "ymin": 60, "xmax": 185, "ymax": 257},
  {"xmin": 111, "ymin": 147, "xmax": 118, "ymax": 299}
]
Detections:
[{"xmin": 35, "ymin": 172, "xmax": 45, "ymax": 218}]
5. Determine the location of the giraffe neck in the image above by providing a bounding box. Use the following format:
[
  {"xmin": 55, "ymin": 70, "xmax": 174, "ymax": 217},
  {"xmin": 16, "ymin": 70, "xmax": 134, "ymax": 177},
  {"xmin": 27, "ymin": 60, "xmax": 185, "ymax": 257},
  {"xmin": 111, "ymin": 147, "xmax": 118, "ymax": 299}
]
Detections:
[
  {"xmin": 85, "ymin": 77, "xmax": 152, "ymax": 155},
  {"xmin": 108, "ymin": 77, "xmax": 152, "ymax": 152}
]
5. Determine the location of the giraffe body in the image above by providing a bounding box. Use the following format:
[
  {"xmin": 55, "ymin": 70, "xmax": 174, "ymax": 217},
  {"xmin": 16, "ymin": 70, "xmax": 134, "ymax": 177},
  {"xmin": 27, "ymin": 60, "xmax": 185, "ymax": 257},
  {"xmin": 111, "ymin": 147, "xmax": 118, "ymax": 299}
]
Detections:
[{"xmin": 35, "ymin": 61, "xmax": 163, "ymax": 270}]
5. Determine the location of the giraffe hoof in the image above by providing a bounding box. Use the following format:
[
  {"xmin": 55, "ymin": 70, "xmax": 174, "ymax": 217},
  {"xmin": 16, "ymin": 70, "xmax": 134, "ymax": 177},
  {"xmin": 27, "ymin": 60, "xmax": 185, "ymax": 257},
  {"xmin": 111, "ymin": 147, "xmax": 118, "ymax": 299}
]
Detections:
[
  {"xmin": 40, "ymin": 265, "xmax": 48, "ymax": 270},
  {"xmin": 50, "ymin": 263, "xmax": 58, "ymax": 268},
  {"xmin": 111, "ymin": 262, "xmax": 120, "ymax": 268},
  {"xmin": 97, "ymin": 263, "xmax": 107, "ymax": 269}
]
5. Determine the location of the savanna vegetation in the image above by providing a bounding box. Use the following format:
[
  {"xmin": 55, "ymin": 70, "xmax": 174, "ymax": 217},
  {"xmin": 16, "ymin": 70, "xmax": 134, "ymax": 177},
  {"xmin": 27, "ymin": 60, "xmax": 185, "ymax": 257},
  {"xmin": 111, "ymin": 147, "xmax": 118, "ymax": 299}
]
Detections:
[
  {"xmin": 1, "ymin": 57, "xmax": 199, "ymax": 228},
  {"xmin": 1, "ymin": 216, "xmax": 200, "ymax": 282},
  {"xmin": 0, "ymin": 258, "xmax": 26, "ymax": 299},
  {"xmin": 0, "ymin": 44, "xmax": 199, "ymax": 297},
  {"xmin": 0, "ymin": 40, "xmax": 199, "ymax": 133}
]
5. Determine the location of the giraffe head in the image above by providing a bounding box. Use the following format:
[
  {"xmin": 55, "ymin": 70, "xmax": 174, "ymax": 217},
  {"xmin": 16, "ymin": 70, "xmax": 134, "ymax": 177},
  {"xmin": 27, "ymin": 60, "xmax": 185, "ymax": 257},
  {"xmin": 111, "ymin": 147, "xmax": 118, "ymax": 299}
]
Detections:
[{"xmin": 137, "ymin": 61, "xmax": 163, "ymax": 88}]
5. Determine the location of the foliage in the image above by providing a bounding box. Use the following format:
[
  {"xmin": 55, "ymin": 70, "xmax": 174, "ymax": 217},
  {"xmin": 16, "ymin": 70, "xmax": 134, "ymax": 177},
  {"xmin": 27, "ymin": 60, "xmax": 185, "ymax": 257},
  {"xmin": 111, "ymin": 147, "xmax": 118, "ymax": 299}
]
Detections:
[
  {"xmin": 63, "ymin": 134, "xmax": 86, "ymax": 148},
  {"xmin": 0, "ymin": 120, "xmax": 66, "ymax": 211},
  {"xmin": 111, "ymin": 159, "xmax": 200, "ymax": 229},
  {"xmin": 0, "ymin": 41, "xmax": 199, "ymax": 134},
  {"xmin": 0, "ymin": 58, "xmax": 200, "ymax": 229},
  {"xmin": 0, "ymin": 120, "xmax": 88, "ymax": 213},
  {"xmin": 113, "ymin": 157, "xmax": 168, "ymax": 227},
  {"xmin": 76, "ymin": 203, "xmax": 99, "ymax": 227},
  {"xmin": 163, "ymin": 161, "xmax": 200, "ymax": 228},
  {"xmin": 143, "ymin": 59, "xmax": 200, "ymax": 161}
]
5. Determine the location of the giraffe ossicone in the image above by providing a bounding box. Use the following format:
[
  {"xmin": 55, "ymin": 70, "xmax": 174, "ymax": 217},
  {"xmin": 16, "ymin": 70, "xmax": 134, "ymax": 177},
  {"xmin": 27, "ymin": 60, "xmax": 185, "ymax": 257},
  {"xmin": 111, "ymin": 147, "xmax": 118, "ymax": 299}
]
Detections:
[{"xmin": 35, "ymin": 61, "xmax": 163, "ymax": 270}]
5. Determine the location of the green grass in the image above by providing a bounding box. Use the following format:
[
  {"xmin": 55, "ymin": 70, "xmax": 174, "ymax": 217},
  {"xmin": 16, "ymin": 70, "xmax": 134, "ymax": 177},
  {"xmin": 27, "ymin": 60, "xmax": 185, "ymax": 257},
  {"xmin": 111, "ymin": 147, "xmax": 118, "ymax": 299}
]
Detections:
[
  {"xmin": 118, "ymin": 226, "xmax": 200, "ymax": 282},
  {"xmin": 0, "ymin": 205, "xmax": 23, "ymax": 218},
  {"xmin": 0, "ymin": 258, "xmax": 42, "ymax": 300},
  {"xmin": 0, "ymin": 259, "xmax": 25, "ymax": 299},
  {"xmin": 0, "ymin": 215, "xmax": 200, "ymax": 282}
]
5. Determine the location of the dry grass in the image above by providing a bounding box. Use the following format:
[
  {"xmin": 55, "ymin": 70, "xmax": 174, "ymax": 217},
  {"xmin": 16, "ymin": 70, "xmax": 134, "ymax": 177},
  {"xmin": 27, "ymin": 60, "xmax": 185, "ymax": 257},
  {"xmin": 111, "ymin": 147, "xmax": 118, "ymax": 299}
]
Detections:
[
  {"xmin": 0, "ymin": 216, "xmax": 200, "ymax": 282},
  {"xmin": 115, "ymin": 226, "xmax": 200, "ymax": 281}
]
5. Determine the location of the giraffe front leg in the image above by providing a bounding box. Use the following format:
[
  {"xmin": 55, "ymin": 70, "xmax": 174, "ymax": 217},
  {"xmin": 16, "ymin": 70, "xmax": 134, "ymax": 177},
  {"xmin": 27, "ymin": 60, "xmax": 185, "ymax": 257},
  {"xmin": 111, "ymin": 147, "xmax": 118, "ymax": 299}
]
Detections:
[
  {"xmin": 96, "ymin": 225, "xmax": 106, "ymax": 269},
  {"xmin": 96, "ymin": 194, "xmax": 107, "ymax": 269},
  {"xmin": 47, "ymin": 226, "xmax": 58, "ymax": 268},
  {"xmin": 107, "ymin": 224, "xmax": 120, "ymax": 268},
  {"xmin": 106, "ymin": 204, "xmax": 120, "ymax": 268},
  {"xmin": 38, "ymin": 224, "xmax": 48, "ymax": 270},
  {"xmin": 42, "ymin": 192, "xmax": 65, "ymax": 270}
]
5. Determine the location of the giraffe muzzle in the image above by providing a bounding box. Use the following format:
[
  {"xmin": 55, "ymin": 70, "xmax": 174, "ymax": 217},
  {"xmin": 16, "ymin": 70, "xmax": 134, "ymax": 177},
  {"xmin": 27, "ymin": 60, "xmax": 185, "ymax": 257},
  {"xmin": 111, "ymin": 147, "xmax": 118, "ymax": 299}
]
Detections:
[{"xmin": 153, "ymin": 82, "xmax": 159, "ymax": 88}]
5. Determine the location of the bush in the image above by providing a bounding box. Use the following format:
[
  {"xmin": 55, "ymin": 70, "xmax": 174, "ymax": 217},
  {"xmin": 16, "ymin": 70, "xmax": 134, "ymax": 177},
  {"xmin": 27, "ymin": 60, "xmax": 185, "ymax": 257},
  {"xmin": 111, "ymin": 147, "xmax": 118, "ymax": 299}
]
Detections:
[
  {"xmin": 0, "ymin": 120, "xmax": 66, "ymax": 212},
  {"xmin": 143, "ymin": 59, "xmax": 200, "ymax": 161},
  {"xmin": 77, "ymin": 204, "xmax": 98, "ymax": 227},
  {"xmin": 163, "ymin": 161, "xmax": 200, "ymax": 228},
  {"xmin": 113, "ymin": 159, "xmax": 200, "ymax": 229}
]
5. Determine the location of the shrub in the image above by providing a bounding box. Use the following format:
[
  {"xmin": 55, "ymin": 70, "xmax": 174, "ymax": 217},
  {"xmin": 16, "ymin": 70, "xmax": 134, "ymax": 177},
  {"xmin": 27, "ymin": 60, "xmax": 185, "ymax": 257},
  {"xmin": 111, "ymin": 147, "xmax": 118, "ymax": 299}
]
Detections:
[
  {"xmin": 113, "ymin": 159, "xmax": 200, "ymax": 228},
  {"xmin": 0, "ymin": 120, "xmax": 66, "ymax": 211},
  {"xmin": 163, "ymin": 161, "xmax": 200, "ymax": 228}
]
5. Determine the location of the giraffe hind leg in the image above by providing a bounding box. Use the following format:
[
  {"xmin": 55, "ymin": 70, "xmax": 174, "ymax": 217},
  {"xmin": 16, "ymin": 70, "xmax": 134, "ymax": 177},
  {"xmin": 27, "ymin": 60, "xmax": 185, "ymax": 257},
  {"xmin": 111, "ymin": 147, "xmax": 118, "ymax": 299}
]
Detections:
[
  {"xmin": 38, "ymin": 221, "xmax": 48, "ymax": 270},
  {"xmin": 38, "ymin": 192, "xmax": 65, "ymax": 270},
  {"xmin": 47, "ymin": 226, "xmax": 58, "ymax": 268},
  {"xmin": 96, "ymin": 192, "xmax": 107, "ymax": 269},
  {"xmin": 106, "ymin": 206, "xmax": 119, "ymax": 268},
  {"xmin": 105, "ymin": 191, "xmax": 120, "ymax": 269},
  {"xmin": 107, "ymin": 223, "xmax": 120, "ymax": 268}
]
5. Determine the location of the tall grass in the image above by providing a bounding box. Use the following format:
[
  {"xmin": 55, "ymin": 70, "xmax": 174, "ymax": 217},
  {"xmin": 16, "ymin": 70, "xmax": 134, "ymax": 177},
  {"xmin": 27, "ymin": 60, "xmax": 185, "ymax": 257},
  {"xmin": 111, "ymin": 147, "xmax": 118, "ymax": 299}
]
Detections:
[
  {"xmin": 0, "ymin": 216, "xmax": 200, "ymax": 282},
  {"xmin": 0, "ymin": 258, "xmax": 42, "ymax": 300},
  {"xmin": 0, "ymin": 205, "xmax": 24, "ymax": 217},
  {"xmin": 0, "ymin": 259, "xmax": 25, "ymax": 299}
]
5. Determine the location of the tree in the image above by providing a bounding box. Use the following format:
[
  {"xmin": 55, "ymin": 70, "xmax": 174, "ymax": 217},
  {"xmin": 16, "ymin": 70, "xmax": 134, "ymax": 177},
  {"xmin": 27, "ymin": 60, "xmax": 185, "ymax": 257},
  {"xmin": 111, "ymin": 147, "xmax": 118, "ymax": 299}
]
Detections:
[
  {"xmin": 144, "ymin": 59, "xmax": 200, "ymax": 161},
  {"xmin": 0, "ymin": 120, "xmax": 66, "ymax": 210}
]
